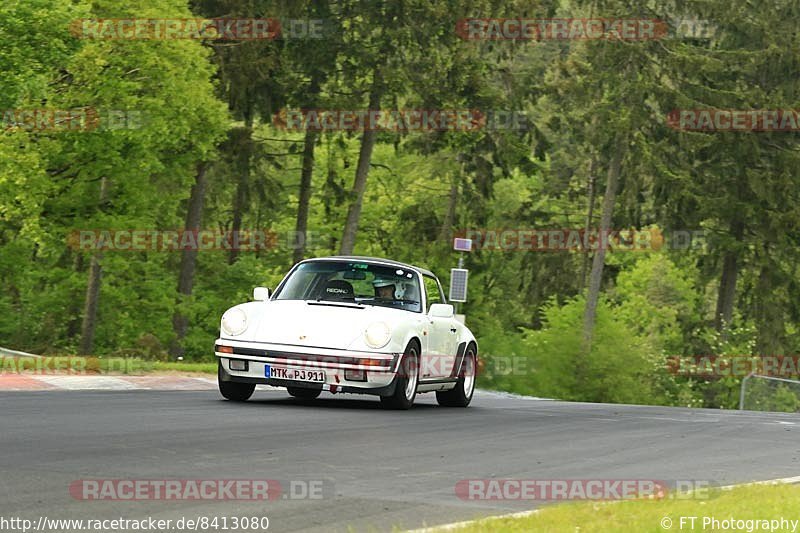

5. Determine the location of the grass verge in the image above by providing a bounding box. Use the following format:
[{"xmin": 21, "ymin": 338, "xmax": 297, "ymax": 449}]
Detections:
[
  {"xmin": 441, "ymin": 483, "xmax": 800, "ymax": 532},
  {"xmin": 151, "ymin": 361, "xmax": 216, "ymax": 374}
]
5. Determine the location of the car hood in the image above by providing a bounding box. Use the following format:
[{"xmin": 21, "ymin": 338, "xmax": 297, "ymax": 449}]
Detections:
[{"xmin": 222, "ymin": 299, "xmax": 413, "ymax": 351}]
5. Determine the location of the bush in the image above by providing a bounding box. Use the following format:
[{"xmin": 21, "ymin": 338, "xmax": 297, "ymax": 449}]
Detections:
[{"xmin": 489, "ymin": 295, "xmax": 666, "ymax": 404}]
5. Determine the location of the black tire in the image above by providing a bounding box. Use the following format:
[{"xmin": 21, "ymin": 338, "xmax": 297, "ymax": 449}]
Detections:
[
  {"xmin": 380, "ymin": 342, "xmax": 420, "ymax": 410},
  {"xmin": 218, "ymin": 361, "xmax": 255, "ymax": 402},
  {"xmin": 436, "ymin": 346, "xmax": 476, "ymax": 407},
  {"xmin": 287, "ymin": 386, "xmax": 322, "ymax": 399}
]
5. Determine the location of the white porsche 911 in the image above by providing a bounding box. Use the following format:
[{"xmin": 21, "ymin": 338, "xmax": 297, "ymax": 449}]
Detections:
[{"xmin": 215, "ymin": 256, "xmax": 478, "ymax": 409}]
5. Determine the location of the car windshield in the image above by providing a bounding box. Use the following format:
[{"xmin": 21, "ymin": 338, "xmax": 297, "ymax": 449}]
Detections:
[{"xmin": 274, "ymin": 260, "xmax": 423, "ymax": 312}]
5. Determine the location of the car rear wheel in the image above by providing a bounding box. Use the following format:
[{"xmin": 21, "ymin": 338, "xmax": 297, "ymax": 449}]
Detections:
[
  {"xmin": 218, "ymin": 361, "xmax": 256, "ymax": 402},
  {"xmin": 436, "ymin": 346, "xmax": 476, "ymax": 407},
  {"xmin": 287, "ymin": 386, "xmax": 322, "ymax": 399},
  {"xmin": 380, "ymin": 342, "xmax": 419, "ymax": 410}
]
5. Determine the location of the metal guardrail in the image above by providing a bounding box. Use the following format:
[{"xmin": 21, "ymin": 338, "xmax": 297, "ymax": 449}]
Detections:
[
  {"xmin": 0, "ymin": 346, "xmax": 42, "ymax": 358},
  {"xmin": 739, "ymin": 372, "xmax": 800, "ymax": 410}
]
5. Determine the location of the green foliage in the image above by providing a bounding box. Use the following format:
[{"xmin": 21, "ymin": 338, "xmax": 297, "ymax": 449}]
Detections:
[
  {"xmin": 2, "ymin": 0, "xmax": 799, "ymax": 413},
  {"xmin": 488, "ymin": 296, "xmax": 661, "ymax": 404},
  {"xmin": 613, "ymin": 252, "xmax": 700, "ymax": 355}
]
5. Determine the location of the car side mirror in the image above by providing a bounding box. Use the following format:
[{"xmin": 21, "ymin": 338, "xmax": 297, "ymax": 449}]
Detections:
[
  {"xmin": 253, "ymin": 287, "xmax": 271, "ymax": 301},
  {"xmin": 429, "ymin": 303, "xmax": 455, "ymax": 318}
]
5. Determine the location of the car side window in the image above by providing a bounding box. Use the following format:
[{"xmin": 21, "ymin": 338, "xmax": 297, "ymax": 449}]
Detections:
[{"xmin": 422, "ymin": 275, "xmax": 443, "ymax": 311}]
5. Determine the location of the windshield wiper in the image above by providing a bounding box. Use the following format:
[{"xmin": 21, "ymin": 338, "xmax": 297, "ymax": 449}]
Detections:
[{"xmin": 307, "ymin": 301, "xmax": 365, "ymax": 309}]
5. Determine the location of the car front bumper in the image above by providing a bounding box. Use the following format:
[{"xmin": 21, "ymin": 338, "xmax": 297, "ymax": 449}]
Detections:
[{"xmin": 215, "ymin": 339, "xmax": 402, "ymax": 396}]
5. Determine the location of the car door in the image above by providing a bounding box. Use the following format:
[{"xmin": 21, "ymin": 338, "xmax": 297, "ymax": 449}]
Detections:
[{"xmin": 422, "ymin": 275, "xmax": 458, "ymax": 378}]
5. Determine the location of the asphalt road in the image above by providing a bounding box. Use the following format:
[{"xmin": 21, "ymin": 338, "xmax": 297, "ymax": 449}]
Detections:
[{"xmin": 1, "ymin": 389, "xmax": 799, "ymax": 532}]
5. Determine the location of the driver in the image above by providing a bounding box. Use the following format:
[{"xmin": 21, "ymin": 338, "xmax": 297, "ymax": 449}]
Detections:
[{"xmin": 373, "ymin": 278, "xmax": 403, "ymax": 300}]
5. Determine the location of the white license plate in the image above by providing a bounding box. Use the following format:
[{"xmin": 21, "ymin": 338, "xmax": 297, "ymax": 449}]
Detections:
[{"xmin": 265, "ymin": 365, "xmax": 325, "ymax": 382}]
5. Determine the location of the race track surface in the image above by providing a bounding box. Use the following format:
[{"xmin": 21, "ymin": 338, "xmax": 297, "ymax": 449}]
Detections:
[{"xmin": 1, "ymin": 389, "xmax": 798, "ymax": 532}]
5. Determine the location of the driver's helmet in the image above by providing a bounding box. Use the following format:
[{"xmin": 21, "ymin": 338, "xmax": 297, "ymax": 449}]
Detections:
[{"xmin": 372, "ymin": 278, "xmax": 405, "ymax": 299}]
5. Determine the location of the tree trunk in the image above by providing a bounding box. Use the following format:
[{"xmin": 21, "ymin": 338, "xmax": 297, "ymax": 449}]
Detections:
[
  {"xmin": 67, "ymin": 254, "xmax": 85, "ymax": 339},
  {"xmin": 582, "ymin": 137, "xmax": 625, "ymax": 349},
  {"xmin": 293, "ymin": 128, "xmax": 318, "ymax": 264},
  {"xmin": 339, "ymin": 71, "xmax": 383, "ymax": 255},
  {"xmin": 438, "ymin": 173, "xmax": 459, "ymax": 242},
  {"xmin": 79, "ymin": 177, "xmax": 109, "ymax": 355},
  {"xmin": 293, "ymin": 74, "xmax": 323, "ymax": 264},
  {"xmin": 170, "ymin": 163, "xmax": 209, "ymax": 358},
  {"xmin": 753, "ymin": 255, "xmax": 782, "ymax": 355},
  {"xmin": 229, "ymin": 120, "xmax": 253, "ymax": 265},
  {"xmin": 714, "ymin": 219, "xmax": 745, "ymax": 338},
  {"xmin": 580, "ymin": 157, "xmax": 598, "ymax": 291}
]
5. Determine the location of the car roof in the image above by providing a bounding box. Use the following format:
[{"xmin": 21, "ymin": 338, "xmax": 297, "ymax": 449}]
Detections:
[{"xmin": 305, "ymin": 256, "xmax": 437, "ymax": 278}]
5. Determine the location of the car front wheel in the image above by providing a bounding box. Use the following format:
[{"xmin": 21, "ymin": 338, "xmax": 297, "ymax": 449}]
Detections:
[
  {"xmin": 380, "ymin": 342, "xmax": 419, "ymax": 410},
  {"xmin": 218, "ymin": 361, "xmax": 256, "ymax": 402}
]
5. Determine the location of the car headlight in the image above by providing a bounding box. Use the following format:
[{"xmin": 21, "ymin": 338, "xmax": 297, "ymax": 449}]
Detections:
[
  {"xmin": 364, "ymin": 321, "xmax": 392, "ymax": 349},
  {"xmin": 221, "ymin": 308, "xmax": 248, "ymax": 336}
]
